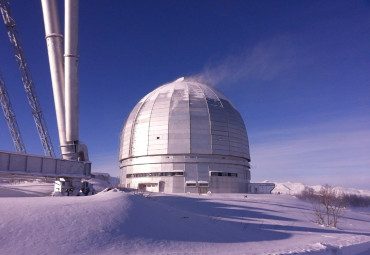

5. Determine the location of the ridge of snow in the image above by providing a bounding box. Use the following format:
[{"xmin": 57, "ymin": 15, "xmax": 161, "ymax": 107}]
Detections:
[{"xmin": 267, "ymin": 181, "xmax": 370, "ymax": 196}]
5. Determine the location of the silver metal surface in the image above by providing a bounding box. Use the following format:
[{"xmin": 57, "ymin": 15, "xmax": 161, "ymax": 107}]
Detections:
[
  {"xmin": 64, "ymin": 0, "xmax": 79, "ymax": 145},
  {"xmin": 119, "ymin": 78, "xmax": 250, "ymax": 160},
  {"xmin": 0, "ymin": 150, "xmax": 91, "ymax": 178},
  {"xmin": 41, "ymin": 0, "xmax": 84, "ymax": 161},
  {"xmin": 119, "ymin": 78, "xmax": 251, "ymax": 193},
  {"xmin": 41, "ymin": 0, "xmax": 66, "ymax": 157}
]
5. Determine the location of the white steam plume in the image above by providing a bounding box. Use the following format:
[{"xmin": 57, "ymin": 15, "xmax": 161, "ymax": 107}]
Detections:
[{"xmin": 192, "ymin": 35, "xmax": 301, "ymax": 86}]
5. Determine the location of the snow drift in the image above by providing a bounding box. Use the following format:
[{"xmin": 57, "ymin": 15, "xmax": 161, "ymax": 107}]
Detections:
[{"xmin": 1, "ymin": 184, "xmax": 370, "ymax": 254}]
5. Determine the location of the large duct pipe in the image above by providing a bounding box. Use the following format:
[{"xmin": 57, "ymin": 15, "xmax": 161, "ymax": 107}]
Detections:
[
  {"xmin": 65, "ymin": 0, "xmax": 79, "ymax": 158},
  {"xmin": 40, "ymin": 0, "xmax": 67, "ymax": 157}
]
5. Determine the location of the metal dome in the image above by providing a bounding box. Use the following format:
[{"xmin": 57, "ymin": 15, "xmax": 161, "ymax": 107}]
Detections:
[
  {"xmin": 119, "ymin": 77, "xmax": 251, "ymax": 193},
  {"xmin": 119, "ymin": 77, "xmax": 250, "ymax": 160}
]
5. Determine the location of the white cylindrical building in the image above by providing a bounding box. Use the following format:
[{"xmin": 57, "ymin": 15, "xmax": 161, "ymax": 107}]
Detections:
[{"xmin": 119, "ymin": 78, "xmax": 251, "ymax": 193}]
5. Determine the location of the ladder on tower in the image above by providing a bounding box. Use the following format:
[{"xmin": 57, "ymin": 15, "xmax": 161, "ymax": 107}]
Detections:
[
  {"xmin": 0, "ymin": 71, "xmax": 26, "ymax": 153},
  {"xmin": 0, "ymin": 0, "xmax": 55, "ymax": 157}
]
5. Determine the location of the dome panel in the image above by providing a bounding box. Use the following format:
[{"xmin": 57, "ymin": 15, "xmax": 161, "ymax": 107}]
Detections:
[
  {"xmin": 168, "ymin": 87, "xmax": 190, "ymax": 154},
  {"xmin": 147, "ymin": 91, "xmax": 171, "ymax": 155}
]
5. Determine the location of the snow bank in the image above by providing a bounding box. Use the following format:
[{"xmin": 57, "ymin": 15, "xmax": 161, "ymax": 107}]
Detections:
[
  {"xmin": 1, "ymin": 190, "xmax": 370, "ymax": 254},
  {"xmin": 85, "ymin": 177, "xmax": 113, "ymax": 193}
]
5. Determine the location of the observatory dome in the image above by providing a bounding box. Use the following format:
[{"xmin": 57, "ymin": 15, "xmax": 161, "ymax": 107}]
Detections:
[{"xmin": 119, "ymin": 78, "xmax": 251, "ymax": 193}]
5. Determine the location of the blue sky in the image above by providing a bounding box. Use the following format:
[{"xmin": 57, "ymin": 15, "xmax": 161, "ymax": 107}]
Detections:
[{"xmin": 0, "ymin": 1, "xmax": 369, "ymax": 189}]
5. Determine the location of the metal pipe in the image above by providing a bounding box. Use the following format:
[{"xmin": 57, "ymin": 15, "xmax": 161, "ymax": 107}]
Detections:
[
  {"xmin": 65, "ymin": 0, "xmax": 79, "ymax": 150},
  {"xmin": 40, "ymin": 0, "xmax": 67, "ymax": 157}
]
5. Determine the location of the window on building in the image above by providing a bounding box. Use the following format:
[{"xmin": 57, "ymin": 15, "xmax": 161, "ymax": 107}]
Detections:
[
  {"xmin": 198, "ymin": 182, "xmax": 209, "ymax": 187},
  {"xmin": 126, "ymin": 171, "xmax": 185, "ymax": 178},
  {"xmin": 186, "ymin": 183, "xmax": 197, "ymax": 187},
  {"xmin": 210, "ymin": 171, "xmax": 238, "ymax": 177}
]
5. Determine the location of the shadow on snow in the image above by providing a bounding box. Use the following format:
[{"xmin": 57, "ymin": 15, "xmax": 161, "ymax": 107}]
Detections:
[{"xmin": 106, "ymin": 193, "xmax": 369, "ymax": 244}]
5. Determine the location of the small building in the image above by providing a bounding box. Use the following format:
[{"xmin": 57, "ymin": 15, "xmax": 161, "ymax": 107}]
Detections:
[{"xmin": 248, "ymin": 183, "xmax": 276, "ymax": 194}]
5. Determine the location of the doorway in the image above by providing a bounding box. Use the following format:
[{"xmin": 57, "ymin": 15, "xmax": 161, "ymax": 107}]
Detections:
[{"xmin": 159, "ymin": 181, "xmax": 165, "ymax": 192}]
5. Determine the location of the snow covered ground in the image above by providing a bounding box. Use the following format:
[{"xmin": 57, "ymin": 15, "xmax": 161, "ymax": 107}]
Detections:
[
  {"xmin": 0, "ymin": 181, "xmax": 53, "ymax": 197},
  {"xmin": 0, "ymin": 181, "xmax": 370, "ymax": 255}
]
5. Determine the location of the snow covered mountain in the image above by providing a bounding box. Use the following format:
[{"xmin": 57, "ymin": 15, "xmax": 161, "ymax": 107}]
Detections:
[{"xmin": 260, "ymin": 180, "xmax": 370, "ymax": 197}]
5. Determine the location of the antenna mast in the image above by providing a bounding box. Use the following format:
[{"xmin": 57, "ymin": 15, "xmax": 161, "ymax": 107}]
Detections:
[
  {"xmin": 0, "ymin": 0, "xmax": 55, "ymax": 157},
  {"xmin": 0, "ymin": 72, "xmax": 26, "ymax": 153}
]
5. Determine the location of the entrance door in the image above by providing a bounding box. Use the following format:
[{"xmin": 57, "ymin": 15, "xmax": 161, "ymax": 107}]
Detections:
[
  {"xmin": 159, "ymin": 181, "xmax": 165, "ymax": 192},
  {"xmin": 138, "ymin": 184, "xmax": 147, "ymax": 191},
  {"xmin": 198, "ymin": 187, "xmax": 208, "ymax": 194}
]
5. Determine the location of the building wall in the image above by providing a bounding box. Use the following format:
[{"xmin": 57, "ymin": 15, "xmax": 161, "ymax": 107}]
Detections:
[
  {"xmin": 248, "ymin": 183, "xmax": 276, "ymax": 194},
  {"xmin": 121, "ymin": 154, "xmax": 250, "ymax": 193}
]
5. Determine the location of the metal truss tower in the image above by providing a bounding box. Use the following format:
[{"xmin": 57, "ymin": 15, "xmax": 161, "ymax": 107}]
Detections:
[
  {"xmin": 0, "ymin": 72, "xmax": 26, "ymax": 153},
  {"xmin": 0, "ymin": 0, "xmax": 55, "ymax": 157}
]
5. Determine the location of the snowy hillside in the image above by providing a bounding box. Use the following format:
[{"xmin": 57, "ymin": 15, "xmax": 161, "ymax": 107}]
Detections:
[
  {"xmin": 1, "ymin": 182, "xmax": 370, "ymax": 255},
  {"xmin": 264, "ymin": 181, "xmax": 370, "ymax": 197}
]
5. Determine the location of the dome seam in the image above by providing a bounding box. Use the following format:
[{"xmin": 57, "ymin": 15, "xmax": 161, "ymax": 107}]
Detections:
[
  {"xmin": 129, "ymin": 88, "xmax": 159, "ymax": 157},
  {"xmin": 194, "ymin": 82, "xmax": 213, "ymax": 154},
  {"xmin": 167, "ymin": 85, "xmax": 176, "ymax": 154},
  {"xmin": 146, "ymin": 90, "xmax": 161, "ymax": 156},
  {"xmin": 206, "ymin": 85, "xmax": 224, "ymax": 108},
  {"xmin": 187, "ymin": 83, "xmax": 191, "ymax": 154}
]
